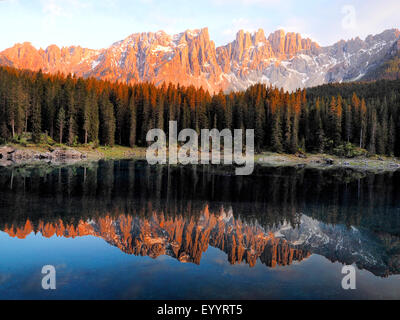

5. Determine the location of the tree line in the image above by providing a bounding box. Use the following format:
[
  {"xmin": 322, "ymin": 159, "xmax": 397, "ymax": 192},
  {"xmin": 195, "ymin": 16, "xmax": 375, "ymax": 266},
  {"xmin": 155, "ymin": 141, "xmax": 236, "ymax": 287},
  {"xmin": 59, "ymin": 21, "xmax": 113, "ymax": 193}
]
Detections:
[
  {"xmin": 1, "ymin": 161, "xmax": 399, "ymax": 237},
  {"xmin": 1, "ymin": 66, "xmax": 400, "ymax": 156}
]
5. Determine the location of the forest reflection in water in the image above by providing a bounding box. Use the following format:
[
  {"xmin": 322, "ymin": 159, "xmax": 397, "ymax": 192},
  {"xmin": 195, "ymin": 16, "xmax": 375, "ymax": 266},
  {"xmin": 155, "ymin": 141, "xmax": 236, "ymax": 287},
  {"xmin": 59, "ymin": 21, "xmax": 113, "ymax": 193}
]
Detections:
[{"xmin": 1, "ymin": 160, "xmax": 400, "ymax": 279}]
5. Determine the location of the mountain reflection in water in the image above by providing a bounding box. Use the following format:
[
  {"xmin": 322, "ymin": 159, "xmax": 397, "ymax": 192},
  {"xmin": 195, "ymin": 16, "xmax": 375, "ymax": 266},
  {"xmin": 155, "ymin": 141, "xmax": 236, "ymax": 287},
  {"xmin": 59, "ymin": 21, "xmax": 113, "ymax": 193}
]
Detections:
[
  {"xmin": 3, "ymin": 207, "xmax": 311, "ymax": 269},
  {"xmin": 3, "ymin": 206, "xmax": 400, "ymax": 278},
  {"xmin": 1, "ymin": 160, "xmax": 400, "ymax": 302},
  {"xmin": 1, "ymin": 160, "xmax": 400, "ymax": 279}
]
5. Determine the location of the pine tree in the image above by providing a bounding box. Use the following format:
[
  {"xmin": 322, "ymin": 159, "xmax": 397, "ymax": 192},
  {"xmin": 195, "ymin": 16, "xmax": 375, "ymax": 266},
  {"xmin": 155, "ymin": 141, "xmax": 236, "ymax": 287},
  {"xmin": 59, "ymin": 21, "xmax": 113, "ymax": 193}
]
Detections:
[
  {"xmin": 139, "ymin": 86, "xmax": 150, "ymax": 145},
  {"xmin": 315, "ymin": 115, "xmax": 325, "ymax": 153},
  {"xmin": 31, "ymin": 101, "xmax": 42, "ymax": 144},
  {"xmin": 309, "ymin": 99, "xmax": 325, "ymax": 153},
  {"xmin": 88, "ymin": 93, "xmax": 99, "ymax": 145},
  {"xmin": 376, "ymin": 121, "xmax": 384, "ymax": 155},
  {"xmin": 99, "ymin": 95, "xmax": 116, "ymax": 146},
  {"xmin": 388, "ymin": 115, "xmax": 396, "ymax": 156},
  {"xmin": 283, "ymin": 105, "xmax": 292, "ymax": 153},
  {"xmin": 329, "ymin": 96, "xmax": 342, "ymax": 145},
  {"xmin": 43, "ymin": 82, "xmax": 56, "ymax": 139},
  {"xmin": 156, "ymin": 94, "xmax": 164, "ymax": 131},
  {"xmin": 128, "ymin": 95, "xmax": 137, "ymax": 147},
  {"xmin": 344, "ymin": 101, "xmax": 352, "ymax": 143},
  {"xmin": 290, "ymin": 112, "xmax": 299, "ymax": 153},
  {"xmin": 368, "ymin": 109, "xmax": 377, "ymax": 154},
  {"xmin": 82, "ymin": 96, "xmax": 90, "ymax": 144},
  {"xmin": 7, "ymin": 90, "xmax": 16, "ymax": 138},
  {"xmin": 351, "ymin": 93, "xmax": 361, "ymax": 145},
  {"xmin": 271, "ymin": 109, "xmax": 283, "ymax": 153},
  {"xmin": 360, "ymin": 99, "xmax": 367, "ymax": 148},
  {"xmin": 8, "ymin": 82, "xmax": 27, "ymax": 138},
  {"xmin": 379, "ymin": 99, "xmax": 389, "ymax": 155},
  {"xmin": 57, "ymin": 107, "xmax": 66, "ymax": 144},
  {"xmin": 254, "ymin": 98, "xmax": 265, "ymax": 151},
  {"xmin": 61, "ymin": 79, "xmax": 76, "ymax": 146}
]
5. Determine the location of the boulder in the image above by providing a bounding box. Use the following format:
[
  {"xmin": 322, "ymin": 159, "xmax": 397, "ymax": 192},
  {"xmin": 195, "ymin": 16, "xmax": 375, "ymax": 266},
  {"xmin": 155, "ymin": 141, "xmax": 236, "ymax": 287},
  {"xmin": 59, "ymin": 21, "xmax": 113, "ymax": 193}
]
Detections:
[
  {"xmin": 0, "ymin": 146, "xmax": 15, "ymax": 160},
  {"xmin": 12, "ymin": 150, "xmax": 35, "ymax": 160},
  {"xmin": 0, "ymin": 146, "xmax": 15, "ymax": 154},
  {"xmin": 39, "ymin": 152, "xmax": 53, "ymax": 160},
  {"xmin": 0, "ymin": 146, "xmax": 86, "ymax": 165},
  {"xmin": 51, "ymin": 148, "xmax": 83, "ymax": 159},
  {"xmin": 323, "ymin": 158, "xmax": 335, "ymax": 165}
]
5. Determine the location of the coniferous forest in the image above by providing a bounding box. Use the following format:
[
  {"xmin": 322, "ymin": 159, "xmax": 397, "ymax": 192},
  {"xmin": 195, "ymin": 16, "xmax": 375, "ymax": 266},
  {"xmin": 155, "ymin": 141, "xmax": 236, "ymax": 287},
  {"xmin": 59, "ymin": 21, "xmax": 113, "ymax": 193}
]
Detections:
[{"xmin": 1, "ymin": 65, "xmax": 400, "ymax": 156}]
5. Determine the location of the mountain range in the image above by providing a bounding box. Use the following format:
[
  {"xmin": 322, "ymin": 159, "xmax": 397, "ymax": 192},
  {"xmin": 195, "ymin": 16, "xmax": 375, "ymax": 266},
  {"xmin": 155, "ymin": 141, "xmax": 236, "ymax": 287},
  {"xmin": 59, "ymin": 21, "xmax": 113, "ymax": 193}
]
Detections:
[{"xmin": 1, "ymin": 27, "xmax": 399, "ymax": 92}]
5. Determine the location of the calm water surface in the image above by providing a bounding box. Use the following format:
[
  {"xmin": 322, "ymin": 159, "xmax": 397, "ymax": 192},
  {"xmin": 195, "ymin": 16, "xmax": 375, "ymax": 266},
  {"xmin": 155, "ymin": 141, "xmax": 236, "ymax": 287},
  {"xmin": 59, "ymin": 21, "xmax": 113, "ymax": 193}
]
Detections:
[{"xmin": 1, "ymin": 160, "xmax": 400, "ymax": 299}]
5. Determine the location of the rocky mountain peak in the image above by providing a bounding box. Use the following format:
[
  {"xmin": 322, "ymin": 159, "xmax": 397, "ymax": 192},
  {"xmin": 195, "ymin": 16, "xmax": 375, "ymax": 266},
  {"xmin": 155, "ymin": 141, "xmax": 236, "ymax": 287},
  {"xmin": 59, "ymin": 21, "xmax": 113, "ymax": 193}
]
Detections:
[
  {"xmin": 253, "ymin": 28, "xmax": 267, "ymax": 44},
  {"xmin": 2, "ymin": 42, "xmax": 45, "ymax": 70},
  {"xmin": 267, "ymin": 29, "xmax": 286, "ymax": 57},
  {"xmin": 0, "ymin": 27, "xmax": 398, "ymax": 93},
  {"xmin": 267, "ymin": 29, "xmax": 319, "ymax": 58}
]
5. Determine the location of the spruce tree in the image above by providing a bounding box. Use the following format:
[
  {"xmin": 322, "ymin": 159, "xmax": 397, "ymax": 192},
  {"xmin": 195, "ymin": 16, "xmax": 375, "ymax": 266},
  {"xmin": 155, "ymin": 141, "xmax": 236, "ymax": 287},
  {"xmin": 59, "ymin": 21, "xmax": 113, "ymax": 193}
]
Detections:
[
  {"xmin": 82, "ymin": 96, "xmax": 90, "ymax": 144},
  {"xmin": 368, "ymin": 109, "xmax": 377, "ymax": 154},
  {"xmin": 388, "ymin": 115, "xmax": 395, "ymax": 156},
  {"xmin": 99, "ymin": 95, "xmax": 116, "ymax": 146},
  {"xmin": 271, "ymin": 109, "xmax": 283, "ymax": 153},
  {"xmin": 57, "ymin": 107, "xmax": 66, "ymax": 144},
  {"xmin": 128, "ymin": 95, "xmax": 137, "ymax": 147},
  {"xmin": 31, "ymin": 101, "xmax": 42, "ymax": 144}
]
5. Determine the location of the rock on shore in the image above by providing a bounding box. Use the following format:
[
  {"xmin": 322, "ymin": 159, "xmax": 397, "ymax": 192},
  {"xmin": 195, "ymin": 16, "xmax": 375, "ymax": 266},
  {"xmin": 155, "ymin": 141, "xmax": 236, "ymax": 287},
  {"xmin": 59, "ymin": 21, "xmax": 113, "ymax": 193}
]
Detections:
[{"xmin": 0, "ymin": 146, "xmax": 86, "ymax": 164}]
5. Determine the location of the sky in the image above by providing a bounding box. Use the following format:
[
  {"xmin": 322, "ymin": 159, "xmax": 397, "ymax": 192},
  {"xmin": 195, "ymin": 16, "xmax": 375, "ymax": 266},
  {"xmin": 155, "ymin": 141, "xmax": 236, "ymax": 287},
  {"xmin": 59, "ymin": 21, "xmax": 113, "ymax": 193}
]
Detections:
[{"xmin": 0, "ymin": 0, "xmax": 399, "ymax": 51}]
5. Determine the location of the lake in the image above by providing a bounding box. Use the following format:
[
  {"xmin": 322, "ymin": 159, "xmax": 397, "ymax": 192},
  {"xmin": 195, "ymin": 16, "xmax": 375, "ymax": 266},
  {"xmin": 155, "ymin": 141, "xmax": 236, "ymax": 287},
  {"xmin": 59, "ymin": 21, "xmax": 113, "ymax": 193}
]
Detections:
[{"xmin": 0, "ymin": 160, "xmax": 400, "ymax": 299}]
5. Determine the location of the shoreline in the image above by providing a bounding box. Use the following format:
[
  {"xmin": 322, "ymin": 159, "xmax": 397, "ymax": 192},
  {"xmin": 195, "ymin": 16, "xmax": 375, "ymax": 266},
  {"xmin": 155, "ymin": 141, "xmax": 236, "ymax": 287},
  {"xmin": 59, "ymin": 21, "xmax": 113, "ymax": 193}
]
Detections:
[
  {"xmin": 1, "ymin": 144, "xmax": 400, "ymax": 173},
  {"xmin": 255, "ymin": 152, "xmax": 400, "ymax": 172}
]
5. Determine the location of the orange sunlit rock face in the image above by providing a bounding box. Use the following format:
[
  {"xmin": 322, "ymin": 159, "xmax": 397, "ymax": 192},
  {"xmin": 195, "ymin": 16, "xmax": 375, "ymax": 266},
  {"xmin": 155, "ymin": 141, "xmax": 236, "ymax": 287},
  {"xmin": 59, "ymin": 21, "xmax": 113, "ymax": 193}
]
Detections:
[
  {"xmin": 0, "ymin": 28, "xmax": 318, "ymax": 93},
  {"xmin": 2, "ymin": 28, "xmax": 399, "ymax": 92},
  {"xmin": 2, "ymin": 206, "xmax": 310, "ymax": 268}
]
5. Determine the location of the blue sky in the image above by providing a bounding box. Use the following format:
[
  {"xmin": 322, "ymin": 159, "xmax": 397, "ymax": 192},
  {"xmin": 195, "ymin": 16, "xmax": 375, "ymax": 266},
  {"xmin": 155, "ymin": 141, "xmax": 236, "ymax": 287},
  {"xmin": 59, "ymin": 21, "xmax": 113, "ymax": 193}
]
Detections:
[{"xmin": 0, "ymin": 0, "xmax": 399, "ymax": 51}]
